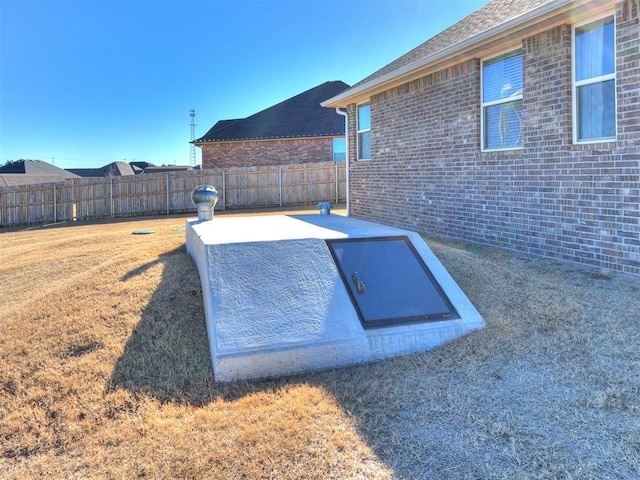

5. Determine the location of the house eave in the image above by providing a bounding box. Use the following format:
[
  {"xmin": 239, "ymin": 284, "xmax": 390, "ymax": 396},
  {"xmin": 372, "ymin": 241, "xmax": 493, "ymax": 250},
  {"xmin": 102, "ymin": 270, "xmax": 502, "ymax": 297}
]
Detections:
[
  {"xmin": 193, "ymin": 133, "xmax": 345, "ymax": 146},
  {"xmin": 321, "ymin": 0, "xmax": 612, "ymax": 108}
]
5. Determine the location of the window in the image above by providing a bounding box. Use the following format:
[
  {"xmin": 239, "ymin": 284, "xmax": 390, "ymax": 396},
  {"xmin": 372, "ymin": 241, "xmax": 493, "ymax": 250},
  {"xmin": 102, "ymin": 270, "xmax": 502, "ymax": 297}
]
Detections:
[
  {"xmin": 573, "ymin": 15, "xmax": 616, "ymax": 143},
  {"xmin": 482, "ymin": 50, "xmax": 523, "ymax": 150},
  {"xmin": 332, "ymin": 137, "xmax": 346, "ymax": 161},
  {"xmin": 357, "ymin": 103, "xmax": 371, "ymax": 160}
]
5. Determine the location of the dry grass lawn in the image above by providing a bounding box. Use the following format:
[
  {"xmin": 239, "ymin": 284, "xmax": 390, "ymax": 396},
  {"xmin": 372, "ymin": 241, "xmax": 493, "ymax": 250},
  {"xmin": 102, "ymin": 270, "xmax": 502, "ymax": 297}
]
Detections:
[{"xmin": 1, "ymin": 209, "xmax": 639, "ymax": 479}]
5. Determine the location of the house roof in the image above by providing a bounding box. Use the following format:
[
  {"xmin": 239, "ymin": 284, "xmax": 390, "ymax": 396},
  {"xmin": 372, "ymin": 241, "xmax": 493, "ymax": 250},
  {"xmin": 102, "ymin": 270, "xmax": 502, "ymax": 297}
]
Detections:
[
  {"xmin": 205, "ymin": 120, "xmax": 241, "ymax": 136},
  {"xmin": 103, "ymin": 162, "xmax": 136, "ymax": 176},
  {"xmin": 0, "ymin": 159, "xmax": 79, "ymax": 177},
  {"xmin": 65, "ymin": 168, "xmax": 105, "ymax": 177},
  {"xmin": 67, "ymin": 161, "xmax": 137, "ymax": 177},
  {"xmin": 322, "ymin": 0, "xmax": 607, "ymax": 107},
  {"xmin": 0, "ymin": 174, "xmax": 72, "ymax": 187},
  {"xmin": 194, "ymin": 81, "xmax": 350, "ymax": 143},
  {"xmin": 130, "ymin": 161, "xmax": 156, "ymax": 170},
  {"xmin": 142, "ymin": 165, "xmax": 194, "ymax": 173}
]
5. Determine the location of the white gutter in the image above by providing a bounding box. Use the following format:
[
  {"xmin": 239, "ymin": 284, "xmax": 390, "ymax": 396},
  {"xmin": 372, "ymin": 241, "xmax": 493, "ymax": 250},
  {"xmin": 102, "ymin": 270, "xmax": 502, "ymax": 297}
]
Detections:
[
  {"xmin": 335, "ymin": 108, "xmax": 350, "ymax": 216},
  {"xmin": 322, "ymin": 0, "xmax": 607, "ymax": 107}
]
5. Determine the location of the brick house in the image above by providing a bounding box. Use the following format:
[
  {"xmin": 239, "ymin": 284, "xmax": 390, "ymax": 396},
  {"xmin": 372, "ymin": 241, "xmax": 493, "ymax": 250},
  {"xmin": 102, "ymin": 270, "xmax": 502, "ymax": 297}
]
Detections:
[
  {"xmin": 194, "ymin": 81, "xmax": 350, "ymax": 169},
  {"xmin": 322, "ymin": 0, "xmax": 640, "ymax": 277}
]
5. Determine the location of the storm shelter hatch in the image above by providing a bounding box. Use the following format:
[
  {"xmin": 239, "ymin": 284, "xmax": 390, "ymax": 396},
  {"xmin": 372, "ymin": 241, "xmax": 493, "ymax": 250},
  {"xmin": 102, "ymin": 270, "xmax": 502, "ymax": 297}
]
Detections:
[{"xmin": 326, "ymin": 236, "xmax": 459, "ymax": 328}]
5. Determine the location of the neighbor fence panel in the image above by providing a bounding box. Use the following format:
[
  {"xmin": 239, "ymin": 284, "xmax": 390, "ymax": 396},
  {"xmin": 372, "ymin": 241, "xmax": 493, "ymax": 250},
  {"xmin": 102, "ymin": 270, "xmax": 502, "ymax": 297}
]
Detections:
[
  {"xmin": 74, "ymin": 178, "xmax": 112, "ymax": 220},
  {"xmin": 280, "ymin": 162, "xmax": 346, "ymax": 205},
  {"xmin": 0, "ymin": 162, "xmax": 345, "ymax": 228},
  {"xmin": 165, "ymin": 170, "xmax": 226, "ymax": 212},
  {"xmin": 225, "ymin": 167, "xmax": 281, "ymax": 208}
]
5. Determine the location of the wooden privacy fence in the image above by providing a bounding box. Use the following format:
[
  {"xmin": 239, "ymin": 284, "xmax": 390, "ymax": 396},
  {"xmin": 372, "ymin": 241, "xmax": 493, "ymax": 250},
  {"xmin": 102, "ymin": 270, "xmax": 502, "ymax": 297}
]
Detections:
[{"xmin": 0, "ymin": 162, "xmax": 346, "ymax": 227}]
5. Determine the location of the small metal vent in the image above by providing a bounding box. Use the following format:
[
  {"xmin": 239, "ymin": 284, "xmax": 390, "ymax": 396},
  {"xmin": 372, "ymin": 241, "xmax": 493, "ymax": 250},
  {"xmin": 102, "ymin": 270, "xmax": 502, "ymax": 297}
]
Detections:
[{"xmin": 327, "ymin": 236, "xmax": 459, "ymax": 328}]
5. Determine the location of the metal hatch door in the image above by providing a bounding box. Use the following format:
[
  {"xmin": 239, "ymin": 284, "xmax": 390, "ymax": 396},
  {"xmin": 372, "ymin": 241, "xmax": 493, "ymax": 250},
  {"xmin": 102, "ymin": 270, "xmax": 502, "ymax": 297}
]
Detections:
[{"xmin": 326, "ymin": 236, "xmax": 459, "ymax": 328}]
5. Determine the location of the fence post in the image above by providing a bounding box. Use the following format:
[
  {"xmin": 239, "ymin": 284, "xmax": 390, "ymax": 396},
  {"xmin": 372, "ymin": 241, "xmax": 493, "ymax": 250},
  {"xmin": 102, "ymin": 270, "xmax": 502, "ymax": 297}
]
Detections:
[
  {"xmin": 53, "ymin": 184, "xmax": 57, "ymax": 223},
  {"xmin": 279, "ymin": 167, "xmax": 283, "ymax": 207},
  {"xmin": 222, "ymin": 171, "xmax": 226, "ymax": 210},
  {"xmin": 165, "ymin": 173, "xmax": 170, "ymax": 215},
  {"xmin": 334, "ymin": 162, "xmax": 339, "ymax": 204},
  {"xmin": 109, "ymin": 177, "xmax": 115, "ymax": 218}
]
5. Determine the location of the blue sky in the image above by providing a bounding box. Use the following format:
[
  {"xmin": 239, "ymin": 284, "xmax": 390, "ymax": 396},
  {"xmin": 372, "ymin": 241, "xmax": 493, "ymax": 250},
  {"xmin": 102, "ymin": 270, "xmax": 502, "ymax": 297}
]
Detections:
[{"xmin": 0, "ymin": 0, "xmax": 487, "ymax": 169}]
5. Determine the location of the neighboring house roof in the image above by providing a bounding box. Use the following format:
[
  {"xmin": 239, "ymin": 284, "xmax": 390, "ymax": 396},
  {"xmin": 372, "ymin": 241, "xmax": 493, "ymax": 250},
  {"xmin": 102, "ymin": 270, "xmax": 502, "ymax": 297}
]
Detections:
[
  {"xmin": 205, "ymin": 120, "xmax": 241, "ymax": 136},
  {"xmin": 67, "ymin": 161, "xmax": 137, "ymax": 177},
  {"xmin": 194, "ymin": 80, "xmax": 350, "ymax": 143},
  {"xmin": 322, "ymin": 0, "xmax": 598, "ymax": 107},
  {"xmin": 103, "ymin": 161, "xmax": 136, "ymax": 176},
  {"xmin": 0, "ymin": 160, "xmax": 80, "ymax": 186},
  {"xmin": 129, "ymin": 161, "xmax": 155, "ymax": 170},
  {"xmin": 0, "ymin": 174, "xmax": 74, "ymax": 187},
  {"xmin": 142, "ymin": 165, "xmax": 194, "ymax": 173},
  {"xmin": 65, "ymin": 168, "xmax": 105, "ymax": 177},
  {"xmin": 0, "ymin": 159, "xmax": 79, "ymax": 178}
]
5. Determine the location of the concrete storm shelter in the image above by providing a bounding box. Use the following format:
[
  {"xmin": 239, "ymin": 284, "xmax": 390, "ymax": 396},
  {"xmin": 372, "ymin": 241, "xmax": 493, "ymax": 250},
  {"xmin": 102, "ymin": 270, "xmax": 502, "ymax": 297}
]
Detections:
[{"xmin": 186, "ymin": 213, "xmax": 484, "ymax": 382}]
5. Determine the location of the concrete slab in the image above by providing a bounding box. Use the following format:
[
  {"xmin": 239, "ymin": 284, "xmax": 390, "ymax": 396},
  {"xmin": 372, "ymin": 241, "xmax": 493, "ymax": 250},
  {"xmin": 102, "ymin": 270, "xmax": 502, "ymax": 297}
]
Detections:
[{"xmin": 186, "ymin": 214, "xmax": 484, "ymax": 382}]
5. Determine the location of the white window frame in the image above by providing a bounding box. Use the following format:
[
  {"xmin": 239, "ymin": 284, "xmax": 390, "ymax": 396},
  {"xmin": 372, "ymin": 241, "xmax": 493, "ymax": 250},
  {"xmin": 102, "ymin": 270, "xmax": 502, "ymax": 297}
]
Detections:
[
  {"xmin": 357, "ymin": 102, "xmax": 371, "ymax": 161},
  {"xmin": 572, "ymin": 13, "xmax": 617, "ymax": 144},
  {"xmin": 481, "ymin": 48, "xmax": 524, "ymax": 152}
]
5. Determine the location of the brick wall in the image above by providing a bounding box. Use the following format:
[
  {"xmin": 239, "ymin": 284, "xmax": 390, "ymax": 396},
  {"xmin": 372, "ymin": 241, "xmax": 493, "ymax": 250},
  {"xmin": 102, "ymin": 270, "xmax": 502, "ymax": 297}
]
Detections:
[
  {"xmin": 200, "ymin": 137, "xmax": 337, "ymax": 169},
  {"xmin": 348, "ymin": 3, "xmax": 640, "ymax": 276}
]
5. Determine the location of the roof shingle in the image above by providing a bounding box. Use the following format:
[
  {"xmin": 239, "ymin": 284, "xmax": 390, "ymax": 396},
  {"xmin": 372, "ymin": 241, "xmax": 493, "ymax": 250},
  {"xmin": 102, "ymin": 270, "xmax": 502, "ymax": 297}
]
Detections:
[
  {"xmin": 67, "ymin": 161, "xmax": 137, "ymax": 177},
  {"xmin": 353, "ymin": 0, "xmax": 552, "ymax": 88},
  {"xmin": 195, "ymin": 81, "xmax": 350, "ymax": 143},
  {"xmin": 0, "ymin": 159, "xmax": 79, "ymax": 177}
]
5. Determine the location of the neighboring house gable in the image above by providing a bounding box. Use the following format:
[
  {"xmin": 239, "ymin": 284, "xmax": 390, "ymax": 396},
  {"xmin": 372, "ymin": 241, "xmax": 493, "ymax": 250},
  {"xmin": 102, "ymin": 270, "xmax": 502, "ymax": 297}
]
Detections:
[
  {"xmin": 103, "ymin": 162, "xmax": 136, "ymax": 176},
  {"xmin": 67, "ymin": 161, "xmax": 137, "ymax": 177},
  {"xmin": 129, "ymin": 161, "xmax": 155, "ymax": 170},
  {"xmin": 194, "ymin": 81, "xmax": 350, "ymax": 168},
  {"xmin": 322, "ymin": 0, "xmax": 640, "ymax": 277}
]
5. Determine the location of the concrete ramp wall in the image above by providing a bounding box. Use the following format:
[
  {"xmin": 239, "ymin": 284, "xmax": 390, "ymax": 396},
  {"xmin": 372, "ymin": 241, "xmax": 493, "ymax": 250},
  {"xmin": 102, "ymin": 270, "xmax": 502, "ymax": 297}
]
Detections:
[{"xmin": 186, "ymin": 214, "xmax": 484, "ymax": 382}]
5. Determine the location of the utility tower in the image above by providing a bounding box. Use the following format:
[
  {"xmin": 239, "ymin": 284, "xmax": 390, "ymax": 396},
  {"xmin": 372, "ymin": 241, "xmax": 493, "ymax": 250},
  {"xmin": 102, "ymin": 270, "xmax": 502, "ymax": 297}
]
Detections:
[{"xmin": 189, "ymin": 109, "xmax": 197, "ymax": 167}]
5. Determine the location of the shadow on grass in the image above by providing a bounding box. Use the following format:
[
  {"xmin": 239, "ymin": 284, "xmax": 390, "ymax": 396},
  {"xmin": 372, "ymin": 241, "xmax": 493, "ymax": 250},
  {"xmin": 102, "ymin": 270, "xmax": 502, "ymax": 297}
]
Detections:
[
  {"xmin": 107, "ymin": 246, "xmax": 292, "ymax": 405},
  {"xmin": 105, "ymin": 241, "xmax": 475, "ymax": 477},
  {"xmin": 107, "ymin": 246, "xmax": 214, "ymax": 404},
  {"xmin": 304, "ymin": 349, "xmax": 478, "ymax": 479},
  {"xmin": 105, "ymin": 237, "xmax": 487, "ymax": 478}
]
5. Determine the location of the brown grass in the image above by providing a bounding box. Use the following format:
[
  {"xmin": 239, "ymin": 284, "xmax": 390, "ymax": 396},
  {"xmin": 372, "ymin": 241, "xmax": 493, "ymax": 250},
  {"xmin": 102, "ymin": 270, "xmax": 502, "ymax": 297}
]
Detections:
[{"xmin": 1, "ymin": 209, "xmax": 639, "ymax": 479}]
